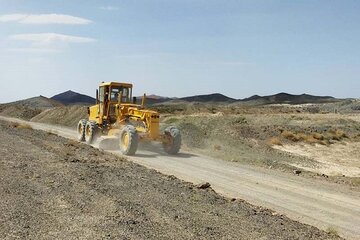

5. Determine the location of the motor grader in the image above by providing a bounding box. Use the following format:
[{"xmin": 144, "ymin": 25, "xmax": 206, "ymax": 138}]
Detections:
[{"xmin": 77, "ymin": 82, "xmax": 181, "ymax": 155}]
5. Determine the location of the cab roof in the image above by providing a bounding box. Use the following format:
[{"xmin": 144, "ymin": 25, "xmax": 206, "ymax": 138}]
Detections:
[{"xmin": 99, "ymin": 82, "xmax": 133, "ymax": 88}]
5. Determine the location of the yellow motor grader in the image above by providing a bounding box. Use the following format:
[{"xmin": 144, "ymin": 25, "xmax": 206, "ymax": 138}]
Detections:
[{"xmin": 77, "ymin": 82, "xmax": 181, "ymax": 155}]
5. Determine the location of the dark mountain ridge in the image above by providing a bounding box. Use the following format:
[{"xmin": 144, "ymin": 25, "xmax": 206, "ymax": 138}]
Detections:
[
  {"xmin": 8, "ymin": 90, "xmax": 338, "ymax": 107},
  {"xmin": 180, "ymin": 93, "xmax": 236, "ymax": 103},
  {"xmin": 51, "ymin": 90, "xmax": 96, "ymax": 105},
  {"xmin": 240, "ymin": 92, "xmax": 338, "ymax": 105}
]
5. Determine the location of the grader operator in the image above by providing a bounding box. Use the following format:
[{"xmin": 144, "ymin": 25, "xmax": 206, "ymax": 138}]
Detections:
[{"xmin": 77, "ymin": 82, "xmax": 181, "ymax": 156}]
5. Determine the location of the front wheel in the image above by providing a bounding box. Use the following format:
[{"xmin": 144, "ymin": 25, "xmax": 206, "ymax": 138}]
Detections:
[
  {"xmin": 85, "ymin": 121, "xmax": 98, "ymax": 144},
  {"xmin": 119, "ymin": 125, "xmax": 139, "ymax": 156},
  {"xmin": 163, "ymin": 126, "xmax": 181, "ymax": 155},
  {"xmin": 77, "ymin": 119, "xmax": 87, "ymax": 141}
]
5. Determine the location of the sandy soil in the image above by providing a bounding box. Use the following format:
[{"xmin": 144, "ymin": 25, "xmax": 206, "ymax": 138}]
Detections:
[
  {"xmin": 274, "ymin": 142, "xmax": 360, "ymax": 177},
  {"xmin": 1, "ymin": 116, "xmax": 359, "ymax": 239},
  {"xmin": 0, "ymin": 120, "xmax": 340, "ymax": 240}
]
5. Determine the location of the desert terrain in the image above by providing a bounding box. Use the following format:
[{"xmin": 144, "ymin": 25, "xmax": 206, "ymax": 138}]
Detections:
[
  {"xmin": 0, "ymin": 120, "xmax": 342, "ymax": 239},
  {"xmin": 0, "ymin": 92, "xmax": 359, "ymax": 239}
]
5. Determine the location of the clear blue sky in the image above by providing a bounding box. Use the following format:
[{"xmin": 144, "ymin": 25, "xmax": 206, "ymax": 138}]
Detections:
[{"xmin": 0, "ymin": 0, "xmax": 359, "ymax": 103}]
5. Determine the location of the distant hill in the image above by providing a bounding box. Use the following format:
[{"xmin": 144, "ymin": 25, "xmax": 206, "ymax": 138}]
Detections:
[
  {"xmin": 240, "ymin": 93, "xmax": 338, "ymax": 105},
  {"xmin": 146, "ymin": 94, "xmax": 169, "ymax": 100},
  {"xmin": 0, "ymin": 96, "xmax": 63, "ymax": 120},
  {"xmin": 146, "ymin": 92, "xmax": 339, "ymax": 105},
  {"xmin": 51, "ymin": 90, "xmax": 95, "ymax": 105},
  {"xmin": 5, "ymin": 95, "xmax": 63, "ymax": 110},
  {"xmin": 49, "ymin": 90, "xmax": 338, "ymax": 106},
  {"xmin": 134, "ymin": 94, "xmax": 173, "ymax": 105},
  {"xmin": 180, "ymin": 93, "xmax": 236, "ymax": 103}
]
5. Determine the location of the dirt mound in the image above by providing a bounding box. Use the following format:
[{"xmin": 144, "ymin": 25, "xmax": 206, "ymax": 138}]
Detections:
[
  {"xmin": 10, "ymin": 95, "xmax": 63, "ymax": 110},
  {"xmin": 0, "ymin": 96, "xmax": 62, "ymax": 120},
  {"xmin": 31, "ymin": 105, "xmax": 88, "ymax": 128},
  {"xmin": 0, "ymin": 105, "xmax": 41, "ymax": 120}
]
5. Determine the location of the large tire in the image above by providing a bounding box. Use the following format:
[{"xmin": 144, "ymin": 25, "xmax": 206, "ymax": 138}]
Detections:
[
  {"xmin": 119, "ymin": 125, "xmax": 138, "ymax": 156},
  {"xmin": 163, "ymin": 126, "xmax": 181, "ymax": 155},
  {"xmin": 85, "ymin": 121, "xmax": 97, "ymax": 144},
  {"xmin": 77, "ymin": 119, "xmax": 87, "ymax": 142}
]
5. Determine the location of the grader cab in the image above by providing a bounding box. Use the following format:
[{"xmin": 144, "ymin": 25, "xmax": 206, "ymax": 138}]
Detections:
[{"xmin": 77, "ymin": 82, "xmax": 181, "ymax": 155}]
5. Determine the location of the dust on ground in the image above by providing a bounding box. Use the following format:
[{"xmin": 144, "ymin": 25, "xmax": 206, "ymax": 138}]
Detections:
[
  {"xmin": 0, "ymin": 120, "xmax": 340, "ymax": 239},
  {"xmin": 274, "ymin": 141, "xmax": 360, "ymax": 177},
  {"xmin": 161, "ymin": 112, "xmax": 360, "ymax": 187}
]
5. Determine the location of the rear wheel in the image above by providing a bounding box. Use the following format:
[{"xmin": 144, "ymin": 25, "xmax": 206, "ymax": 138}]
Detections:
[
  {"xmin": 119, "ymin": 125, "xmax": 138, "ymax": 156},
  {"xmin": 163, "ymin": 126, "xmax": 181, "ymax": 155},
  {"xmin": 77, "ymin": 119, "xmax": 87, "ymax": 142},
  {"xmin": 85, "ymin": 121, "xmax": 97, "ymax": 144}
]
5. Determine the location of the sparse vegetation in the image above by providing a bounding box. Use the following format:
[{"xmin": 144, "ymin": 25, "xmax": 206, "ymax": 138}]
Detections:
[
  {"xmin": 213, "ymin": 144, "xmax": 222, "ymax": 150},
  {"xmin": 268, "ymin": 137, "xmax": 282, "ymax": 146},
  {"xmin": 327, "ymin": 129, "xmax": 348, "ymax": 140},
  {"xmin": 278, "ymin": 129, "xmax": 349, "ymax": 146},
  {"xmin": 281, "ymin": 130, "xmax": 300, "ymax": 142}
]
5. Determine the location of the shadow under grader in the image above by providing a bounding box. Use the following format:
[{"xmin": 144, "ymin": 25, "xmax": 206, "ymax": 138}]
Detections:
[
  {"xmin": 137, "ymin": 142, "xmax": 197, "ymax": 159},
  {"xmin": 135, "ymin": 152, "xmax": 196, "ymax": 159},
  {"xmin": 97, "ymin": 138, "xmax": 197, "ymax": 159}
]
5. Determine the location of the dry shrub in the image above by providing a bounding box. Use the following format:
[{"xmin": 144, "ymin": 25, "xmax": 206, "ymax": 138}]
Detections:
[
  {"xmin": 12, "ymin": 123, "xmax": 33, "ymax": 130},
  {"xmin": 298, "ymin": 132, "xmax": 326, "ymax": 145},
  {"xmin": 327, "ymin": 129, "xmax": 348, "ymax": 141},
  {"xmin": 268, "ymin": 137, "xmax": 282, "ymax": 146},
  {"xmin": 281, "ymin": 131, "xmax": 300, "ymax": 142},
  {"xmin": 213, "ymin": 144, "xmax": 222, "ymax": 151},
  {"xmin": 303, "ymin": 135, "xmax": 318, "ymax": 144},
  {"xmin": 335, "ymin": 130, "xmax": 348, "ymax": 138},
  {"xmin": 319, "ymin": 139, "xmax": 330, "ymax": 146},
  {"xmin": 280, "ymin": 130, "xmax": 330, "ymax": 145},
  {"xmin": 297, "ymin": 133, "xmax": 308, "ymax": 141},
  {"xmin": 312, "ymin": 132, "xmax": 324, "ymax": 140}
]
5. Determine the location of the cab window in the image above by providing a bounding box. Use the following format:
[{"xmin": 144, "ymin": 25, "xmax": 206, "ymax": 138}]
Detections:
[
  {"xmin": 99, "ymin": 86, "xmax": 105, "ymax": 103},
  {"xmin": 110, "ymin": 87, "xmax": 131, "ymax": 102}
]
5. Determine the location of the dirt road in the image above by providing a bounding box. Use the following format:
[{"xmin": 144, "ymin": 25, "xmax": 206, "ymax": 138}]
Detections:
[{"xmin": 1, "ymin": 116, "xmax": 359, "ymax": 239}]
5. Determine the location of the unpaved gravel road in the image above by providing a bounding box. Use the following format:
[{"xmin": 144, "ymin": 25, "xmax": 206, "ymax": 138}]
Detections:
[{"xmin": 1, "ymin": 116, "xmax": 359, "ymax": 239}]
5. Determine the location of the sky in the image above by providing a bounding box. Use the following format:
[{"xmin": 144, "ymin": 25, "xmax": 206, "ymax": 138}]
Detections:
[{"xmin": 0, "ymin": 0, "xmax": 359, "ymax": 103}]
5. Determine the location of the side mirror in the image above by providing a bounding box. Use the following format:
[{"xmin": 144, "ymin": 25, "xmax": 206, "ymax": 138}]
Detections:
[
  {"xmin": 141, "ymin": 93, "xmax": 146, "ymax": 107},
  {"xmin": 133, "ymin": 97, "xmax": 137, "ymax": 104},
  {"xmin": 96, "ymin": 89, "xmax": 99, "ymax": 104}
]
